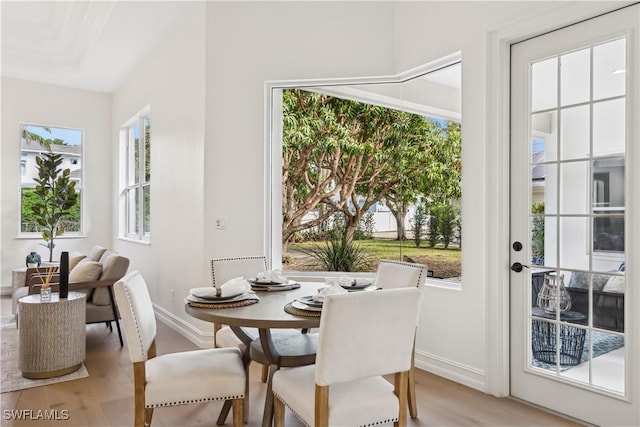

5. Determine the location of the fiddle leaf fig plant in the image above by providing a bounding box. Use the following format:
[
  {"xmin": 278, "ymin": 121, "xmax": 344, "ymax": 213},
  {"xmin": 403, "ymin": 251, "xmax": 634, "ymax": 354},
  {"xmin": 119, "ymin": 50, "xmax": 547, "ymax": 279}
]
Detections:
[{"xmin": 32, "ymin": 150, "xmax": 79, "ymax": 262}]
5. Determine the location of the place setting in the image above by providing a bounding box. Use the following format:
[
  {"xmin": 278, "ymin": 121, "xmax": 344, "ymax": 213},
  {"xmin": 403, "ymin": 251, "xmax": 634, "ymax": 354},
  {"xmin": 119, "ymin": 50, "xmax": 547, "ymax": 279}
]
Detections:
[
  {"xmin": 186, "ymin": 277, "xmax": 259, "ymax": 309},
  {"xmin": 285, "ymin": 276, "xmax": 376, "ymax": 317},
  {"xmin": 247, "ymin": 269, "xmax": 301, "ymax": 292}
]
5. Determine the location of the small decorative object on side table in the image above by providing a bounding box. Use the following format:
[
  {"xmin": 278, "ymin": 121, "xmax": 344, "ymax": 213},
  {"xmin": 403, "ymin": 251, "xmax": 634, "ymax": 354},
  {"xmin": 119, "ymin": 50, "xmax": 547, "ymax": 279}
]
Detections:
[
  {"xmin": 59, "ymin": 251, "xmax": 69, "ymax": 298},
  {"xmin": 25, "ymin": 251, "xmax": 41, "ymax": 268}
]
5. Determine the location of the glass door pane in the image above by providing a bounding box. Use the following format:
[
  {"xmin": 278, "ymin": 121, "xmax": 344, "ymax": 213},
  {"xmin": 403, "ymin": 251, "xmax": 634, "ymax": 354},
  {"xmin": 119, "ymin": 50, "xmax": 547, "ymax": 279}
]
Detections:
[{"xmin": 528, "ymin": 35, "xmax": 626, "ymax": 394}]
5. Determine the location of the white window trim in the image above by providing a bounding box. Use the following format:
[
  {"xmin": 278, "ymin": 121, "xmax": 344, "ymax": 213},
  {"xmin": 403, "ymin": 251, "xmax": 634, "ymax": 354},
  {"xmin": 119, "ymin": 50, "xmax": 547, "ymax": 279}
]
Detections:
[
  {"xmin": 119, "ymin": 106, "xmax": 151, "ymax": 243},
  {"xmin": 264, "ymin": 53, "xmax": 463, "ymax": 290},
  {"xmin": 18, "ymin": 123, "xmax": 85, "ymax": 238}
]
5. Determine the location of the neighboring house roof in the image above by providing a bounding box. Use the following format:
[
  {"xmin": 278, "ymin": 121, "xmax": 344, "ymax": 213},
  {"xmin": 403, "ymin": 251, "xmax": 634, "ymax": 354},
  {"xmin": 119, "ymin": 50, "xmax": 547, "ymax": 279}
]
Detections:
[
  {"xmin": 21, "ymin": 139, "xmax": 81, "ymax": 156},
  {"xmin": 531, "ymin": 151, "xmax": 545, "ymax": 181}
]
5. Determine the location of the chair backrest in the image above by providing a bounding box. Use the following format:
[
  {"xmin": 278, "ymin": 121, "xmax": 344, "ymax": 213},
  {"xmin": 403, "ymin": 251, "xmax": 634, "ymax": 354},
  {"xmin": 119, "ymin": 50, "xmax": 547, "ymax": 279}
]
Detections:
[
  {"xmin": 374, "ymin": 259, "xmax": 428, "ymax": 290},
  {"xmin": 314, "ymin": 288, "xmax": 420, "ymax": 386},
  {"xmin": 211, "ymin": 256, "xmax": 267, "ymax": 286},
  {"xmin": 113, "ymin": 271, "xmax": 156, "ymax": 363}
]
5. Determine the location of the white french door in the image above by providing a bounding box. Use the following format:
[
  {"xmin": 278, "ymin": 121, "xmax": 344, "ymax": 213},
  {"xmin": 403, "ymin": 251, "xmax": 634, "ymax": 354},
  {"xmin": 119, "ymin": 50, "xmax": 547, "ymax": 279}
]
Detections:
[{"xmin": 510, "ymin": 5, "xmax": 639, "ymax": 425}]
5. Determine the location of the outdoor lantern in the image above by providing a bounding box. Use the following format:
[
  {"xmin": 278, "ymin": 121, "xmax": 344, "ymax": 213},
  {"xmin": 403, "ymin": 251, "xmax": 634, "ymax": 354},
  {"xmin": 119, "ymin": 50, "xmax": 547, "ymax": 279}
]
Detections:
[{"xmin": 537, "ymin": 274, "xmax": 572, "ymax": 313}]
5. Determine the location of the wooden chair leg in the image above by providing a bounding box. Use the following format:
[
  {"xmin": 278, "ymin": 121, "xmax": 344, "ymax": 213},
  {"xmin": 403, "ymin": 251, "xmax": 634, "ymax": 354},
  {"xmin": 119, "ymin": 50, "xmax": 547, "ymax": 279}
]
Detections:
[
  {"xmin": 273, "ymin": 395, "xmax": 285, "ymax": 427},
  {"xmin": 261, "ymin": 364, "xmax": 269, "ymax": 383},
  {"xmin": 394, "ymin": 371, "xmax": 409, "ymax": 427},
  {"xmin": 232, "ymin": 398, "xmax": 244, "ymax": 427},
  {"xmin": 314, "ymin": 384, "xmax": 329, "ymax": 427},
  {"xmin": 217, "ymin": 401, "xmax": 232, "ymax": 426},
  {"xmin": 144, "ymin": 408, "xmax": 153, "ymax": 427},
  {"xmin": 134, "ymin": 404, "xmax": 145, "ymax": 427},
  {"xmin": 133, "ymin": 362, "xmax": 147, "ymax": 427},
  {"xmin": 408, "ymin": 364, "xmax": 418, "ymax": 418}
]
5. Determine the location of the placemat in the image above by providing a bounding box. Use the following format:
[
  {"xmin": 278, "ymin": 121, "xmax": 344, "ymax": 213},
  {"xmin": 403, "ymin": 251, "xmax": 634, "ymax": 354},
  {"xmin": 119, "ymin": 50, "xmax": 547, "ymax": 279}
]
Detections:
[
  {"xmin": 284, "ymin": 302, "xmax": 322, "ymax": 317},
  {"xmin": 187, "ymin": 298, "xmax": 259, "ymax": 309}
]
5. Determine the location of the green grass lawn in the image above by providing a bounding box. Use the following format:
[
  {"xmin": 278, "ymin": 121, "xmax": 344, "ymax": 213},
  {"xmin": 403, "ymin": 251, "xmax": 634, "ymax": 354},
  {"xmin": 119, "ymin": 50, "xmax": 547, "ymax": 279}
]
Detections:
[{"xmin": 286, "ymin": 238, "xmax": 461, "ymax": 278}]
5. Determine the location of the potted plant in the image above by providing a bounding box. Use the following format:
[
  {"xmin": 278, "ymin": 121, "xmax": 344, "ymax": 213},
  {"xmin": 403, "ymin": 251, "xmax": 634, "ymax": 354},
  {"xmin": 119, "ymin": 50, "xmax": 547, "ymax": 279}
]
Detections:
[{"xmin": 31, "ymin": 149, "xmax": 79, "ymax": 262}]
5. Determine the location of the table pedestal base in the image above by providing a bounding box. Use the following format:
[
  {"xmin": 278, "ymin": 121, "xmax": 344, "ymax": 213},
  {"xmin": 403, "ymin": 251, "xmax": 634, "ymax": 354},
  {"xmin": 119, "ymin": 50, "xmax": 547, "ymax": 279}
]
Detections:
[{"xmin": 21, "ymin": 362, "xmax": 82, "ymax": 379}]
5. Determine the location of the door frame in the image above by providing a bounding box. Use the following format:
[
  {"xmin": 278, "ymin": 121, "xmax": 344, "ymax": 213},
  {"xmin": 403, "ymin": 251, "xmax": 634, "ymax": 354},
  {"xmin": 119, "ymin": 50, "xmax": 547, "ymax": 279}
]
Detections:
[{"xmin": 485, "ymin": 1, "xmax": 637, "ymax": 398}]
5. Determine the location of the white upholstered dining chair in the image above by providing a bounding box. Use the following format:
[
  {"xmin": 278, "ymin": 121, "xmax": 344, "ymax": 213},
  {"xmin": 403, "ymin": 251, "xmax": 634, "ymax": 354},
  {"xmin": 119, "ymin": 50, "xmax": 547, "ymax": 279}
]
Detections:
[
  {"xmin": 374, "ymin": 259, "xmax": 428, "ymax": 418},
  {"xmin": 114, "ymin": 271, "xmax": 246, "ymax": 427},
  {"xmin": 211, "ymin": 256, "xmax": 268, "ymax": 350},
  {"xmin": 211, "ymin": 255, "xmax": 317, "ymax": 425},
  {"xmin": 272, "ymin": 287, "xmax": 421, "ymax": 427}
]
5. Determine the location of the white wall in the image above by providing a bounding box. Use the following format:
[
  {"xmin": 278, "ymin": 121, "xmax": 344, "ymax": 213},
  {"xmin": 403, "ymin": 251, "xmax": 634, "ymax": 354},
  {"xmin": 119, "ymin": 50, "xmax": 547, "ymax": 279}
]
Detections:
[
  {"xmin": 203, "ymin": 1, "xmax": 396, "ymax": 261},
  {"xmin": 1, "ymin": 78, "xmax": 112, "ymax": 291},
  {"xmin": 111, "ymin": 3, "xmax": 207, "ymax": 329}
]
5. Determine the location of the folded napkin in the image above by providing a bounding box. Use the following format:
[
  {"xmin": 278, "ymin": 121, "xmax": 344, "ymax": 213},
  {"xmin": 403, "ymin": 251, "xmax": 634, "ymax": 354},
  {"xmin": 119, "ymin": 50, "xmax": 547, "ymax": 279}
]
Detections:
[
  {"xmin": 256, "ymin": 269, "xmax": 288, "ymax": 284},
  {"xmin": 190, "ymin": 277, "xmax": 249, "ymax": 299},
  {"xmin": 312, "ymin": 282, "xmax": 348, "ymax": 303}
]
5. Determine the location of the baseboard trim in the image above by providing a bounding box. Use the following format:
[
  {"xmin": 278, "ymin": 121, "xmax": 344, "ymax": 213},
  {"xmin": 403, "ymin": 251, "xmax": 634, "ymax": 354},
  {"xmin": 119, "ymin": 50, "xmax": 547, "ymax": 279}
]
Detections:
[
  {"xmin": 153, "ymin": 303, "xmax": 214, "ymax": 348},
  {"xmin": 414, "ymin": 348, "xmax": 486, "ymax": 392}
]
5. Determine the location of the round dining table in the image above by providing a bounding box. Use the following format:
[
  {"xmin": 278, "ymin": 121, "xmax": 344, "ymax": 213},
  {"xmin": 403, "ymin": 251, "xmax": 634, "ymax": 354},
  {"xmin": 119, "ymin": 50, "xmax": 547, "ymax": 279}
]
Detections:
[{"xmin": 185, "ymin": 281, "xmax": 324, "ymax": 427}]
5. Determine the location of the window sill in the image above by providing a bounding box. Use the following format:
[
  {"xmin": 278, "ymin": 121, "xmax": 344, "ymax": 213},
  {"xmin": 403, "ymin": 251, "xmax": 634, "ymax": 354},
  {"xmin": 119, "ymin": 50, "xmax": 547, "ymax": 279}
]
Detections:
[
  {"xmin": 425, "ymin": 277, "xmax": 462, "ymax": 291},
  {"xmin": 118, "ymin": 236, "xmax": 151, "ymax": 246},
  {"xmin": 16, "ymin": 233, "xmax": 85, "ymax": 240},
  {"xmin": 283, "ymin": 269, "xmax": 463, "ymax": 290}
]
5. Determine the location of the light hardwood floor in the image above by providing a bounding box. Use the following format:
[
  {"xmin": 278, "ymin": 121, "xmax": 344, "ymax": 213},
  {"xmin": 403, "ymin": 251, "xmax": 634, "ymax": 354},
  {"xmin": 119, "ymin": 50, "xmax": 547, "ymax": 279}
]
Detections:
[{"xmin": 0, "ymin": 295, "xmax": 583, "ymax": 427}]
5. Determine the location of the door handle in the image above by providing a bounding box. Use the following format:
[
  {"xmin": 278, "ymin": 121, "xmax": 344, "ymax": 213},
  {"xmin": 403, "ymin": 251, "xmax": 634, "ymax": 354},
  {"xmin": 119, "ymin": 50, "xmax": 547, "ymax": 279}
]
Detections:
[{"xmin": 511, "ymin": 262, "xmax": 529, "ymax": 273}]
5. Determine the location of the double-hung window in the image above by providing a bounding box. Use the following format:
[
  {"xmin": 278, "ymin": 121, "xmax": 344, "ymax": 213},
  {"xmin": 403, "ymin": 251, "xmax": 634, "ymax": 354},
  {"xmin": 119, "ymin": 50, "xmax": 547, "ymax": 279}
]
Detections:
[{"xmin": 120, "ymin": 107, "xmax": 151, "ymax": 241}]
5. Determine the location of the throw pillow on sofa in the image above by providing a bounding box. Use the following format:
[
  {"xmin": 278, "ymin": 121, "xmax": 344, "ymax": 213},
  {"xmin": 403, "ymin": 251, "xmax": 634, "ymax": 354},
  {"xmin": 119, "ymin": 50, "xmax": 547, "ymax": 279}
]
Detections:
[
  {"xmin": 69, "ymin": 251, "xmax": 87, "ymax": 270},
  {"xmin": 69, "ymin": 259, "xmax": 103, "ymax": 282},
  {"xmin": 602, "ymin": 275, "xmax": 625, "ymax": 293},
  {"xmin": 92, "ymin": 251, "xmax": 129, "ymax": 306},
  {"xmin": 567, "ymin": 271, "xmax": 615, "ymax": 291},
  {"xmin": 69, "ymin": 259, "xmax": 103, "ymax": 298}
]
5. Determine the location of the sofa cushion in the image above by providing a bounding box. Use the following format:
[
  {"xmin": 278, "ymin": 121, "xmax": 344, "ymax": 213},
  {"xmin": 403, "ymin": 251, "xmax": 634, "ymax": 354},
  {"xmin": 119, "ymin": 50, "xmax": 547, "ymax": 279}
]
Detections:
[
  {"xmin": 69, "ymin": 251, "xmax": 87, "ymax": 270},
  {"xmin": 69, "ymin": 259, "xmax": 102, "ymax": 299},
  {"xmin": 603, "ymin": 275, "xmax": 625, "ymax": 293},
  {"xmin": 87, "ymin": 245, "xmax": 107, "ymax": 262},
  {"xmin": 99, "ymin": 251, "xmax": 129, "ymax": 281},
  {"xmin": 567, "ymin": 271, "xmax": 613, "ymax": 291},
  {"xmin": 69, "ymin": 260, "xmax": 103, "ymax": 282},
  {"xmin": 92, "ymin": 251, "xmax": 130, "ymax": 306}
]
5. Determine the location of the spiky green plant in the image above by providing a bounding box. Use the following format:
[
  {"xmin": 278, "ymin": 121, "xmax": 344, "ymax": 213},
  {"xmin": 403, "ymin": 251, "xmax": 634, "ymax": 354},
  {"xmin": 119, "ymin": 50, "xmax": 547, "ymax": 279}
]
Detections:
[{"xmin": 300, "ymin": 235, "xmax": 370, "ymax": 272}]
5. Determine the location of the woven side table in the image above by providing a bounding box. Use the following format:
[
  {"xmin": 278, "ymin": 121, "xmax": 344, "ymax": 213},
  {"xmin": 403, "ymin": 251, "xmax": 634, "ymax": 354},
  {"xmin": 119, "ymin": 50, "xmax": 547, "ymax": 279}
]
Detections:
[
  {"xmin": 18, "ymin": 292, "xmax": 86, "ymax": 379},
  {"xmin": 11, "ymin": 267, "xmax": 28, "ymax": 314}
]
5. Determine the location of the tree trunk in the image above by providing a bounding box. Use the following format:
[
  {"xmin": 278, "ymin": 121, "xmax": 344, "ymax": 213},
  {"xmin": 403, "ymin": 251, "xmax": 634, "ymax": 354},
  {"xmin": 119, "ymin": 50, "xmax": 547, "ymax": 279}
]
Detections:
[
  {"xmin": 394, "ymin": 206, "xmax": 408, "ymax": 241},
  {"xmin": 343, "ymin": 218, "xmax": 358, "ymax": 246}
]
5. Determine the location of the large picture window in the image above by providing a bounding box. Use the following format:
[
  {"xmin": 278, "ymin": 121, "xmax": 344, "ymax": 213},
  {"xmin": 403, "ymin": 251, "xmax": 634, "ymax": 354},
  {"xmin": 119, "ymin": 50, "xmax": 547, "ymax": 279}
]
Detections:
[
  {"xmin": 120, "ymin": 107, "xmax": 151, "ymax": 241},
  {"xmin": 20, "ymin": 123, "xmax": 83, "ymax": 235},
  {"xmin": 270, "ymin": 61, "xmax": 463, "ymax": 282}
]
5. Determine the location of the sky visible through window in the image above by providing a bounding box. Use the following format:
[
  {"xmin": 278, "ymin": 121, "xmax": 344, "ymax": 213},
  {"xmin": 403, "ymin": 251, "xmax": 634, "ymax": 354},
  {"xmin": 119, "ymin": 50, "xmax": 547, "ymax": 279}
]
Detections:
[{"xmin": 24, "ymin": 124, "xmax": 81, "ymax": 146}]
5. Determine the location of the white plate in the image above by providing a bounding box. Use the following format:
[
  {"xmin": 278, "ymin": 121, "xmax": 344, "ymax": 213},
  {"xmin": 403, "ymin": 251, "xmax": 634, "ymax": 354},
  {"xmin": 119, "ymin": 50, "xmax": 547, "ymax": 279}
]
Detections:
[
  {"xmin": 249, "ymin": 279, "xmax": 296, "ymax": 286},
  {"xmin": 291, "ymin": 300, "xmax": 323, "ymax": 312}
]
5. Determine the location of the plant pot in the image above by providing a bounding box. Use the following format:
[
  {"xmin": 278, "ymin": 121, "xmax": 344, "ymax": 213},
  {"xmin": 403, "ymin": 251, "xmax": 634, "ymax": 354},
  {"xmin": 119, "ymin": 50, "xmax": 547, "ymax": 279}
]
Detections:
[
  {"xmin": 25, "ymin": 251, "xmax": 41, "ymax": 267},
  {"xmin": 27, "ymin": 263, "xmax": 37, "ymax": 268}
]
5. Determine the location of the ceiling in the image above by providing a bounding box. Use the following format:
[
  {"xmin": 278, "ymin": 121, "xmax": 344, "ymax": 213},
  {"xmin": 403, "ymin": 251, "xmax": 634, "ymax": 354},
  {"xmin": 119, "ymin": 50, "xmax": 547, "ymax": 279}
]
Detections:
[
  {"xmin": 1, "ymin": 1, "xmax": 461, "ymax": 95},
  {"xmin": 1, "ymin": 1, "xmax": 189, "ymax": 93}
]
